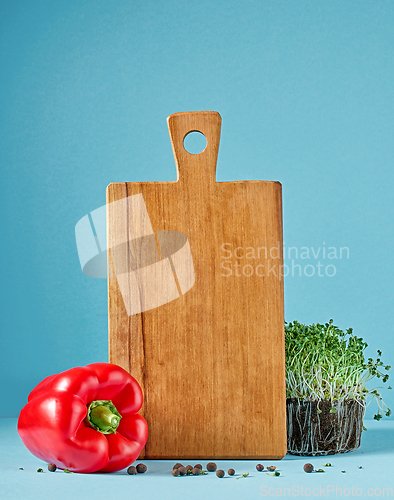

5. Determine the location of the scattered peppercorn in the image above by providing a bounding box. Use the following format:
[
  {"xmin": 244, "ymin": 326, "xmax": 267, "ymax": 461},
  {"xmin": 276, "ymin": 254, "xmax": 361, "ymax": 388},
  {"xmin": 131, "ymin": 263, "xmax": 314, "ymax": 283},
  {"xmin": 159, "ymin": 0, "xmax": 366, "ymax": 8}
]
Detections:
[
  {"xmin": 216, "ymin": 469, "xmax": 225, "ymax": 478},
  {"xmin": 194, "ymin": 463, "xmax": 203, "ymax": 470},
  {"xmin": 48, "ymin": 464, "xmax": 57, "ymax": 472},
  {"xmin": 136, "ymin": 463, "xmax": 147, "ymax": 473},
  {"xmin": 186, "ymin": 465, "xmax": 193, "ymax": 471},
  {"xmin": 178, "ymin": 466, "xmax": 187, "ymax": 476},
  {"xmin": 256, "ymin": 464, "xmax": 264, "ymax": 472},
  {"xmin": 303, "ymin": 463, "xmax": 314, "ymax": 473},
  {"xmin": 228, "ymin": 468, "xmax": 235, "ymax": 476},
  {"xmin": 127, "ymin": 466, "xmax": 137, "ymax": 475},
  {"xmin": 173, "ymin": 463, "xmax": 183, "ymax": 470},
  {"xmin": 172, "ymin": 469, "xmax": 180, "ymax": 477},
  {"xmin": 267, "ymin": 466, "xmax": 276, "ymax": 472},
  {"xmin": 192, "ymin": 467, "xmax": 200, "ymax": 475},
  {"xmin": 207, "ymin": 462, "xmax": 217, "ymax": 472}
]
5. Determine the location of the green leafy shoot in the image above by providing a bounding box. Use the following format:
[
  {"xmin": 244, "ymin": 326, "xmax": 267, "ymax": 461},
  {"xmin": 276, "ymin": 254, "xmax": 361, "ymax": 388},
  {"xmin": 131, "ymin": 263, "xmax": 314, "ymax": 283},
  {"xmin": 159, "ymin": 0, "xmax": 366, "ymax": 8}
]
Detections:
[
  {"xmin": 266, "ymin": 470, "xmax": 280, "ymax": 476},
  {"xmin": 285, "ymin": 320, "xmax": 391, "ymax": 420}
]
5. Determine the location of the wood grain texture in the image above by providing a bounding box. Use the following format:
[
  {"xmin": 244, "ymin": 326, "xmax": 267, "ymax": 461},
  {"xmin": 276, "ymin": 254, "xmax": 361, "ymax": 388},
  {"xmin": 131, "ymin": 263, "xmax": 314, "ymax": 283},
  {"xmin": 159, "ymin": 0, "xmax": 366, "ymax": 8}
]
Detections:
[{"xmin": 107, "ymin": 111, "xmax": 286, "ymax": 459}]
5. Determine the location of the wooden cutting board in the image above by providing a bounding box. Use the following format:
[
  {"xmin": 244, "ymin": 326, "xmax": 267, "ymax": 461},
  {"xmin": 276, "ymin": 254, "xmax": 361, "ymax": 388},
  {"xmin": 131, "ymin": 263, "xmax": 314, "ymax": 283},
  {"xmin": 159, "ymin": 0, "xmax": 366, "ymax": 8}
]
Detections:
[{"xmin": 107, "ymin": 111, "xmax": 286, "ymax": 459}]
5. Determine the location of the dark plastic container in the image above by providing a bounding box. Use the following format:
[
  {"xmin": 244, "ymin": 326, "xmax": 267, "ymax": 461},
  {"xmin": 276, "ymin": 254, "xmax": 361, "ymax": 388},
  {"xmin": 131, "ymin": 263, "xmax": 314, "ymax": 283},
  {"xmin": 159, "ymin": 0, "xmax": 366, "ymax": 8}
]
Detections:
[{"xmin": 286, "ymin": 398, "xmax": 366, "ymax": 456}]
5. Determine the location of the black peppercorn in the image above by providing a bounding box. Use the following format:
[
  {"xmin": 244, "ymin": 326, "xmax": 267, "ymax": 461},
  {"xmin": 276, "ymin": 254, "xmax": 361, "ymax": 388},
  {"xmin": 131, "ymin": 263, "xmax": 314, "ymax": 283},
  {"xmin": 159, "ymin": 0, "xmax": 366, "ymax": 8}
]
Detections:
[
  {"xmin": 172, "ymin": 469, "xmax": 180, "ymax": 476},
  {"xmin": 192, "ymin": 467, "xmax": 200, "ymax": 475},
  {"xmin": 48, "ymin": 464, "xmax": 57, "ymax": 472},
  {"xmin": 207, "ymin": 462, "xmax": 217, "ymax": 472},
  {"xmin": 127, "ymin": 466, "xmax": 137, "ymax": 475},
  {"xmin": 186, "ymin": 465, "xmax": 193, "ymax": 471},
  {"xmin": 136, "ymin": 463, "xmax": 147, "ymax": 473},
  {"xmin": 303, "ymin": 463, "xmax": 314, "ymax": 473},
  {"xmin": 216, "ymin": 469, "xmax": 225, "ymax": 478},
  {"xmin": 178, "ymin": 466, "xmax": 187, "ymax": 475},
  {"xmin": 173, "ymin": 462, "xmax": 183, "ymax": 470},
  {"xmin": 228, "ymin": 468, "xmax": 235, "ymax": 476},
  {"xmin": 194, "ymin": 463, "xmax": 203, "ymax": 470},
  {"xmin": 256, "ymin": 464, "xmax": 264, "ymax": 471}
]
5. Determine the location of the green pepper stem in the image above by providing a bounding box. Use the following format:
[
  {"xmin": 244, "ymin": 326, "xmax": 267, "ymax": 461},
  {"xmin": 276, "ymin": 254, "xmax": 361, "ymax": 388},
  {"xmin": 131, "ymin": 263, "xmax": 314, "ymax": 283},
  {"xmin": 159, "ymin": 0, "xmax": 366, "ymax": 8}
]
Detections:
[{"xmin": 86, "ymin": 400, "xmax": 122, "ymax": 434}]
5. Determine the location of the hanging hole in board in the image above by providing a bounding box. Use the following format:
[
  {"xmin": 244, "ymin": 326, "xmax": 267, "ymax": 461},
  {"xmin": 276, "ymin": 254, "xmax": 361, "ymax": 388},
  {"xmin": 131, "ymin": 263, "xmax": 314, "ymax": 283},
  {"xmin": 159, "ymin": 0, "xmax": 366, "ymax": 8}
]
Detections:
[{"xmin": 183, "ymin": 131, "xmax": 207, "ymax": 155}]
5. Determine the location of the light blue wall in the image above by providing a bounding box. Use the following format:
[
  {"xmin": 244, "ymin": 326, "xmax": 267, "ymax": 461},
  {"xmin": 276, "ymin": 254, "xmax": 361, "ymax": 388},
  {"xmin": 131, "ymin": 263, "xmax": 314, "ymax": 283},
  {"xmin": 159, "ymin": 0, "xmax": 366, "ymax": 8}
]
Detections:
[{"xmin": 1, "ymin": 0, "xmax": 393, "ymax": 418}]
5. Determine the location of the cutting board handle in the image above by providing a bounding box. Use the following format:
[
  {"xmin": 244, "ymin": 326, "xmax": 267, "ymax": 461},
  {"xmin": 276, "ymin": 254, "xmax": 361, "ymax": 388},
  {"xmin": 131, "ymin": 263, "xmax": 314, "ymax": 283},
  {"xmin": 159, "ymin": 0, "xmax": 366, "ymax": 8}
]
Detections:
[{"xmin": 167, "ymin": 111, "xmax": 221, "ymax": 186}]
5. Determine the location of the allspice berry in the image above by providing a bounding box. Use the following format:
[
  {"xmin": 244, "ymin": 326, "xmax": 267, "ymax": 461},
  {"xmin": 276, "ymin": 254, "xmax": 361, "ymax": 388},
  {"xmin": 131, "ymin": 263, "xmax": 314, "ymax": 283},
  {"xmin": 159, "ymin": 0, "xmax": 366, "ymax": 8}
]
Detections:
[
  {"xmin": 303, "ymin": 463, "xmax": 314, "ymax": 473},
  {"xmin": 207, "ymin": 462, "xmax": 217, "ymax": 472},
  {"xmin": 172, "ymin": 469, "xmax": 180, "ymax": 477},
  {"xmin": 178, "ymin": 466, "xmax": 187, "ymax": 476},
  {"xmin": 186, "ymin": 465, "xmax": 193, "ymax": 471},
  {"xmin": 192, "ymin": 467, "xmax": 200, "ymax": 475},
  {"xmin": 127, "ymin": 466, "xmax": 137, "ymax": 475},
  {"xmin": 256, "ymin": 464, "xmax": 264, "ymax": 472},
  {"xmin": 194, "ymin": 463, "xmax": 203, "ymax": 470},
  {"xmin": 173, "ymin": 462, "xmax": 183, "ymax": 470},
  {"xmin": 136, "ymin": 463, "xmax": 147, "ymax": 473},
  {"xmin": 216, "ymin": 469, "xmax": 225, "ymax": 478},
  {"xmin": 228, "ymin": 468, "xmax": 235, "ymax": 476},
  {"xmin": 48, "ymin": 464, "xmax": 57, "ymax": 472}
]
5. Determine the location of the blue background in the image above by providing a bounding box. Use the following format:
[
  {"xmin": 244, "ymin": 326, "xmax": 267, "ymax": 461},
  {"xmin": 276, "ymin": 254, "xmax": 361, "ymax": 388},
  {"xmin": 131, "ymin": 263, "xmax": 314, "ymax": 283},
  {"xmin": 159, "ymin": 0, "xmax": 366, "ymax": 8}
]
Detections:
[{"xmin": 1, "ymin": 0, "xmax": 393, "ymax": 418}]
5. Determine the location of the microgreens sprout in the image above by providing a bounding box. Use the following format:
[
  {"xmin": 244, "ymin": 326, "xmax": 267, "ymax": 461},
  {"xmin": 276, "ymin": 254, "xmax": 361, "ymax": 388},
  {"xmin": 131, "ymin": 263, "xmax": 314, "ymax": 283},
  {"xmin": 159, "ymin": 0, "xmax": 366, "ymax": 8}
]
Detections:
[
  {"xmin": 323, "ymin": 463, "xmax": 332, "ymax": 467},
  {"xmin": 266, "ymin": 471, "xmax": 280, "ymax": 476},
  {"xmin": 285, "ymin": 320, "xmax": 391, "ymax": 420},
  {"xmin": 236, "ymin": 472, "xmax": 249, "ymax": 479},
  {"xmin": 37, "ymin": 468, "xmax": 44, "ymax": 473},
  {"xmin": 315, "ymin": 469, "xmax": 325, "ymax": 473}
]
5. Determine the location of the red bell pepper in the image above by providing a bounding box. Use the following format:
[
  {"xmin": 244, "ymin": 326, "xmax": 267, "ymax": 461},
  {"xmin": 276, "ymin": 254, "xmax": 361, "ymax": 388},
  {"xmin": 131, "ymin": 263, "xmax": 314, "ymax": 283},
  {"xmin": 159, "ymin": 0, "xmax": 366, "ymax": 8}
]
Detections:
[{"xmin": 17, "ymin": 363, "xmax": 148, "ymax": 473}]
